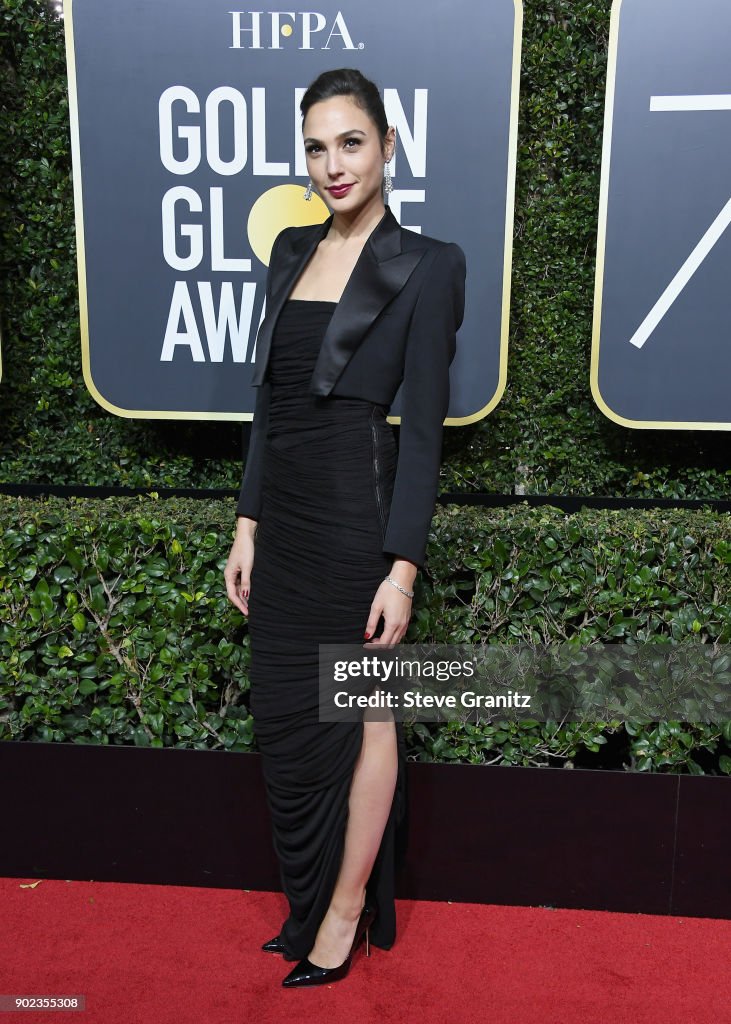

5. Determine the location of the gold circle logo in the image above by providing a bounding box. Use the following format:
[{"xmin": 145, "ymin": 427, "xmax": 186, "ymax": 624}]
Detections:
[{"xmin": 247, "ymin": 184, "xmax": 329, "ymax": 266}]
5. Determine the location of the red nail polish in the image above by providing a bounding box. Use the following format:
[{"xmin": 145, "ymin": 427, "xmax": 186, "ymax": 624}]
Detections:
[{"xmin": 364, "ymin": 632, "xmax": 371, "ymax": 639}]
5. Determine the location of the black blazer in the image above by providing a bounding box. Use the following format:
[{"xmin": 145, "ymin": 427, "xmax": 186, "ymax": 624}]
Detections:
[{"xmin": 236, "ymin": 205, "xmax": 466, "ymax": 569}]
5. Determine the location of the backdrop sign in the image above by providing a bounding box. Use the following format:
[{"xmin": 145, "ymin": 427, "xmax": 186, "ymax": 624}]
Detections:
[
  {"xmin": 593, "ymin": 0, "xmax": 731, "ymax": 429},
  {"xmin": 64, "ymin": 0, "xmax": 520, "ymax": 423}
]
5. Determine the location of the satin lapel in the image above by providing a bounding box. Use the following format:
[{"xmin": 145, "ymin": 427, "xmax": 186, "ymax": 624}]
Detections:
[
  {"xmin": 310, "ymin": 207, "xmax": 426, "ymax": 395},
  {"xmin": 250, "ymin": 215, "xmax": 333, "ymax": 386}
]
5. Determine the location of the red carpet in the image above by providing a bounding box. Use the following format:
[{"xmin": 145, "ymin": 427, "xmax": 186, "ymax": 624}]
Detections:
[{"xmin": 2, "ymin": 877, "xmax": 729, "ymax": 1023}]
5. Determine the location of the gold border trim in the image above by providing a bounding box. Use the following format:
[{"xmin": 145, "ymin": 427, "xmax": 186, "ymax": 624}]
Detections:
[{"xmin": 65, "ymin": 0, "xmax": 521, "ymax": 424}]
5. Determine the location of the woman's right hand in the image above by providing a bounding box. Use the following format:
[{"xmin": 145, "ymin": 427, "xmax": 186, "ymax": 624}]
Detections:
[{"xmin": 224, "ymin": 517, "xmax": 257, "ymax": 615}]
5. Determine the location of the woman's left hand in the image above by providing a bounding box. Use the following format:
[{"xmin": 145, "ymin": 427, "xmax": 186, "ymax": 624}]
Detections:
[{"xmin": 363, "ymin": 579, "xmax": 412, "ymax": 648}]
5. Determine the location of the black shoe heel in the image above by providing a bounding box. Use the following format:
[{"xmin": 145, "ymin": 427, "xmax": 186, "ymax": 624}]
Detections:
[{"xmin": 281, "ymin": 904, "xmax": 377, "ymax": 988}]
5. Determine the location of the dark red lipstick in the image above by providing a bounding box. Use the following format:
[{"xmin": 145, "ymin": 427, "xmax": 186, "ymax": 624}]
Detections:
[{"xmin": 327, "ymin": 183, "xmax": 354, "ymax": 198}]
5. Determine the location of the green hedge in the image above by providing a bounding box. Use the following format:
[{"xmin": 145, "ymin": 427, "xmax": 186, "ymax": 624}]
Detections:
[
  {"xmin": 2, "ymin": 495, "xmax": 730, "ymax": 774},
  {"xmin": 2, "ymin": 0, "xmax": 731, "ymax": 496}
]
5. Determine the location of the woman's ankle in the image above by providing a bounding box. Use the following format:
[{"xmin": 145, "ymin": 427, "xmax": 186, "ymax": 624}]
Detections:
[{"xmin": 330, "ymin": 886, "xmax": 367, "ymax": 921}]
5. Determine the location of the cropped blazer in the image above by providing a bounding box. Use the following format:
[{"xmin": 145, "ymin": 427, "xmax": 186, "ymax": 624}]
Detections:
[{"xmin": 236, "ymin": 205, "xmax": 466, "ymax": 570}]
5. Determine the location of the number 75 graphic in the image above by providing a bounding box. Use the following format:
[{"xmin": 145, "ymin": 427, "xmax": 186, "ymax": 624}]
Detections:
[
  {"xmin": 592, "ymin": 5, "xmax": 731, "ymax": 437},
  {"xmin": 630, "ymin": 95, "xmax": 731, "ymax": 350}
]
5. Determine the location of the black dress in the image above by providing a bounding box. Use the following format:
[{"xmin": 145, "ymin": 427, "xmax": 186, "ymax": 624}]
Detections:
[{"xmin": 247, "ymin": 299, "xmax": 409, "ymax": 959}]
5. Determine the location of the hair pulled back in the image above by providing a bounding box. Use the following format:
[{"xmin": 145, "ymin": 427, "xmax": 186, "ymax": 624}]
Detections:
[{"xmin": 300, "ymin": 68, "xmax": 389, "ymax": 151}]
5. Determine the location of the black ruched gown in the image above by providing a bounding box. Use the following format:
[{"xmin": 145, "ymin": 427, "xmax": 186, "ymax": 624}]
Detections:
[{"xmin": 247, "ymin": 298, "xmax": 409, "ymax": 960}]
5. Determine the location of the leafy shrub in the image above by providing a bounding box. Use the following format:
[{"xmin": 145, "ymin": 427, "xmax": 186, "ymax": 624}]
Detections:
[{"xmin": 2, "ymin": 495, "xmax": 729, "ymax": 774}]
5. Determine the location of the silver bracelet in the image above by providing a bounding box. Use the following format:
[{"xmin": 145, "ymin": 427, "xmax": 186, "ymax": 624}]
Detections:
[{"xmin": 384, "ymin": 575, "xmax": 414, "ymax": 599}]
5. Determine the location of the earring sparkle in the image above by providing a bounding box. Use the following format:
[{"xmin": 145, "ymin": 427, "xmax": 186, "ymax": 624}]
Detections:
[
  {"xmin": 303, "ymin": 180, "xmax": 313, "ymax": 201},
  {"xmin": 383, "ymin": 161, "xmax": 393, "ymax": 197}
]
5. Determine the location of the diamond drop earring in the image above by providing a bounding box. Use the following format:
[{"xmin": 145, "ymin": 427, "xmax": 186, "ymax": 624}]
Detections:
[
  {"xmin": 383, "ymin": 161, "xmax": 393, "ymax": 198},
  {"xmin": 303, "ymin": 180, "xmax": 313, "ymax": 201}
]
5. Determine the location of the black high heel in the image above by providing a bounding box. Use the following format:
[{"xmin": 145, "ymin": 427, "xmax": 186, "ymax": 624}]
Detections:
[
  {"xmin": 281, "ymin": 904, "xmax": 376, "ymax": 988},
  {"xmin": 261, "ymin": 935, "xmax": 299, "ymax": 961}
]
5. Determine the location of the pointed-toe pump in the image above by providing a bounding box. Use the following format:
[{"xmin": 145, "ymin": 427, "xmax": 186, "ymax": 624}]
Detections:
[
  {"xmin": 261, "ymin": 935, "xmax": 298, "ymax": 961},
  {"xmin": 281, "ymin": 904, "xmax": 377, "ymax": 988}
]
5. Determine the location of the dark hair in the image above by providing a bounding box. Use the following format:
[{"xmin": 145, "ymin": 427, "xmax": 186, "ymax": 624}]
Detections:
[{"xmin": 300, "ymin": 68, "xmax": 389, "ymax": 151}]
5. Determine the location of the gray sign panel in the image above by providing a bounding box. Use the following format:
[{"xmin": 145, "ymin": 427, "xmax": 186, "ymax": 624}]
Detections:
[
  {"xmin": 64, "ymin": 0, "xmax": 520, "ymax": 423},
  {"xmin": 593, "ymin": 0, "xmax": 731, "ymax": 428}
]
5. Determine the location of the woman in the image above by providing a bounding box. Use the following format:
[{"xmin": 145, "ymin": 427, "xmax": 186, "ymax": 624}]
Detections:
[{"xmin": 224, "ymin": 68, "xmax": 466, "ymax": 988}]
